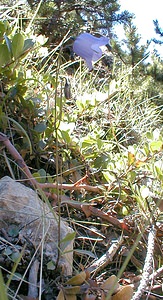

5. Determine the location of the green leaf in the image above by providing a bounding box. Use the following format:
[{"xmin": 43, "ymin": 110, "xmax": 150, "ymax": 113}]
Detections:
[
  {"xmin": 38, "ymin": 139, "xmax": 47, "ymax": 149},
  {"xmin": 32, "ymin": 169, "xmax": 46, "ymax": 183},
  {"xmin": 97, "ymin": 138, "xmax": 104, "ymax": 150},
  {"xmin": 94, "ymin": 154, "xmax": 109, "ymax": 169},
  {"xmin": 60, "ymin": 130, "xmax": 71, "ymax": 144},
  {"xmin": 0, "ymin": 22, "xmax": 6, "ymax": 37},
  {"xmin": 8, "ymin": 224, "xmax": 19, "ymax": 237},
  {"xmin": 3, "ymin": 247, "xmax": 12, "ymax": 256},
  {"xmin": 3, "ymin": 116, "xmax": 32, "ymax": 155},
  {"xmin": 0, "ymin": 269, "xmax": 8, "ymax": 300},
  {"xmin": 4, "ymin": 34, "xmax": 12, "ymax": 55},
  {"xmin": 0, "ymin": 21, "xmax": 11, "ymax": 37},
  {"xmin": 150, "ymin": 141, "xmax": 163, "ymax": 152},
  {"xmin": 154, "ymin": 163, "xmax": 163, "ymax": 181},
  {"xmin": 122, "ymin": 206, "xmax": 129, "ymax": 216},
  {"xmin": 81, "ymin": 138, "xmax": 96, "ymax": 148},
  {"xmin": 60, "ymin": 232, "xmax": 76, "ymax": 244},
  {"xmin": 47, "ymin": 260, "xmax": 55, "ymax": 270},
  {"xmin": 11, "ymin": 251, "xmax": 20, "ymax": 263},
  {"xmin": 0, "ymin": 44, "xmax": 11, "ymax": 67},
  {"xmin": 33, "ymin": 172, "xmax": 40, "ymax": 182},
  {"xmin": 60, "ymin": 232, "xmax": 76, "ymax": 251},
  {"xmin": 12, "ymin": 33, "xmax": 24, "ymax": 59},
  {"xmin": 102, "ymin": 171, "xmax": 115, "ymax": 182},
  {"xmin": 127, "ymin": 170, "xmax": 136, "ymax": 182},
  {"xmin": 38, "ymin": 168, "xmax": 46, "ymax": 183},
  {"xmin": 3, "ymin": 21, "xmax": 11, "ymax": 35},
  {"xmin": 74, "ymin": 249, "xmax": 97, "ymax": 258},
  {"xmin": 6, "ymin": 245, "xmax": 26, "ymax": 288},
  {"xmin": 7, "ymin": 272, "xmax": 22, "ymax": 281},
  {"xmin": 34, "ymin": 122, "xmax": 47, "ymax": 133},
  {"xmin": 76, "ymin": 99, "xmax": 84, "ymax": 111},
  {"xmin": 23, "ymin": 38, "xmax": 34, "ymax": 52},
  {"xmin": 128, "ymin": 151, "xmax": 135, "ymax": 166}
]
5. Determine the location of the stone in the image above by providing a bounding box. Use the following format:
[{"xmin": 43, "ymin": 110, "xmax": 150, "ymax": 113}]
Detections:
[{"xmin": 0, "ymin": 176, "xmax": 74, "ymax": 275}]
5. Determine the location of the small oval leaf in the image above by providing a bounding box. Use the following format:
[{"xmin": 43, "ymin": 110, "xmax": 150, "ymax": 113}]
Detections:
[
  {"xmin": 128, "ymin": 152, "xmax": 135, "ymax": 166},
  {"xmin": 0, "ymin": 21, "xmax": 6, "ymax": 37},
  {"xmin": 47, "ymin": 260, "xmax": 55, "ymax": 270},
  {"xmin": 8, "ymin": 224, "xmax": 19, "ymax": 237},
  {"xmin": 111, "ymin": 285, "xmax": 133, "ymax": 300},
  {"xmin": 23, "ymin": 38, "xmax": 34, "ymax": 52},
  {"xmin": 60, "ymin": 232, "xmax": 76, "ymax": 244},
  {"xmin": 56, "ymin": 290, "xmax": 65, "ymax": 300},
  {"xmin": 150, "ymin": 141, "xmax": 163, "ymax": 152},
  {"xmin": 34, "ymin": 122, "xmax": 46, "ymax": 133},
  {"xmin": 101, "ymin": 275, "xmax": 120, "ymax": 293},
  {"xmin": 4, "ymin": 34, "xmax": 12, "ymax": 55},
  {"xmin": 0, "ymin": 44, "xmax": 11, "ymax": 67},
  {"xmin": 12, "ymin": 33, "xmax": 24, "ymax": 59},
  {"xmin": 66, "ymin": 271, "xmax": 86, "ymax": 286},
  {"xmin": 64, "ymin": 286, "xmax": 80, "ymax": 295}
]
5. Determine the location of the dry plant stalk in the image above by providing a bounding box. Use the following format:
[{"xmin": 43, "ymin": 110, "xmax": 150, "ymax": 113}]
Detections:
[
  {"xmin": 87, "ymin": 236, "xmax": 124, "ymax": 275},
  {"xmin": 28, "ymin": 259, "xmax": 40, "ymax": 298},
  {"xmin": 131, "ymin": 225, "xmax": 156, "ymax": 300}
]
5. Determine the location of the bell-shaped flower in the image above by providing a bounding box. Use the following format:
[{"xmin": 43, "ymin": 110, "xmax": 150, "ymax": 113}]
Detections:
[{"xmin": 73, "ymin": 32, "xmax": 110, "ymax": 70}]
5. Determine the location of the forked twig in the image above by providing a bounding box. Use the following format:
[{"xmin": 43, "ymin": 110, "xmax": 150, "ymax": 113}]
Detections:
[
  {"xmin": 0, "ymin": 132, "xmax": 130, "ymax": 231},
  {"xmin": 0, "ymin": 132, "xmax": 105, "ymax": 194}
]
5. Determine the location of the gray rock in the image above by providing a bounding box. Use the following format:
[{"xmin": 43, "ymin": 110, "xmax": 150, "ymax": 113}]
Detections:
[{"xmin": 0, "ymin": 176, "xmax": 74, "ymax": 275}]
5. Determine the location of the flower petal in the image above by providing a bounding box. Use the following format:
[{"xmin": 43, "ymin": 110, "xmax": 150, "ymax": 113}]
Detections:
[
  {"xmin": 85, "ymin": 58, "xmax": 93, "ymax": 71},
  {"xmin": 73, "ymin": 33, "xmax": 110, "ymax": 70},
  {"xmin": 91, "ymin": 44, "xmax": 102, "ymax": 62}
]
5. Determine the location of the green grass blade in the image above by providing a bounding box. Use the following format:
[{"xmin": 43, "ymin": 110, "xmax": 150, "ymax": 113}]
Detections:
[{"xmin": 0, "ymin": 268, "xmax": 9, "ymax": 300}]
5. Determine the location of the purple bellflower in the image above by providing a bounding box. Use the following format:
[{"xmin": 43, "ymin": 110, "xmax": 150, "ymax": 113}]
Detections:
[{"xmin": 73, "ymin": 32, "xmax": 110, "ymax": 70}]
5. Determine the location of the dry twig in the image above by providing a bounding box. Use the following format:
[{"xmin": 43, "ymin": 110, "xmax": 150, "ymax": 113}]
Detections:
[
  {"xmin": 87, "ymin": 236, "xmax": 124, "ymax": 275},
  {"xmin": 131, "ymin": 226, "xmax": 156, "ymax": 300},
  {"xmin": 0, "ymin": 132, "xmax": 104, "ymax": 194},
  {"xmin": 28, "ymin": 259, "xmax": 40, "ymax": 298}
]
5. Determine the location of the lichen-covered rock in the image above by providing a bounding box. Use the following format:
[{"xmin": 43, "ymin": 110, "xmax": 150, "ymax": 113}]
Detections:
[{"xmin": 0, "ymin": 176, "xmax": 74, "ymax": 275}]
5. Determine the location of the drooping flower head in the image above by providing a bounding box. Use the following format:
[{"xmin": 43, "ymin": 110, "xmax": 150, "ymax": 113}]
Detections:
[{"xmin": 73, "ymin": 32, "xmax": 110, "ymax": 70}]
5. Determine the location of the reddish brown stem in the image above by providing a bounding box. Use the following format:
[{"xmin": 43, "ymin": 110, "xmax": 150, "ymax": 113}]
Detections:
[
  {"xmin": 0, "ymin": 132, "xmax": 105, "ymax": 194},
  {"xmin": 0, "ymin": 132, "xmax": 37, "ymax": 187},
  {"xmin": 0, "ymin": 132, "xmax": 131, "ymax": 231}
]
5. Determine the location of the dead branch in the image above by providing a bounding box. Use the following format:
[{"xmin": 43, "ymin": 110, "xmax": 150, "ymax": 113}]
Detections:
[
  {"xmin": 28, "ymin": 259, "xmax": 40, "ymax": 298},
  {"xmin": 0, "ymin": 132, "xmax": 106, "ymax": 194},
  {"xmin": 0, "ymin": 132, "xmax": 131, "ymax": 233},
  {"xmin": 131, "ymin": 226, "xmax": 156, "ymax": 300},
  {"xmin": 149, "ymin": 265, "xmax": 163, "ymax": 281},
  {"xmin": 87, "ymin": 236, "xmax": 124, "ymax": 275},
  {"xmin": 88, "ymin": 206, "xmax": 128, "ymax": 230},
  {"xmin": 39, "ymin": 182, "xmax": 103, "ymax": 193},
  {"xmin": 0, "ymin": 132, "xmax": 37, "ymax": 187}
]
